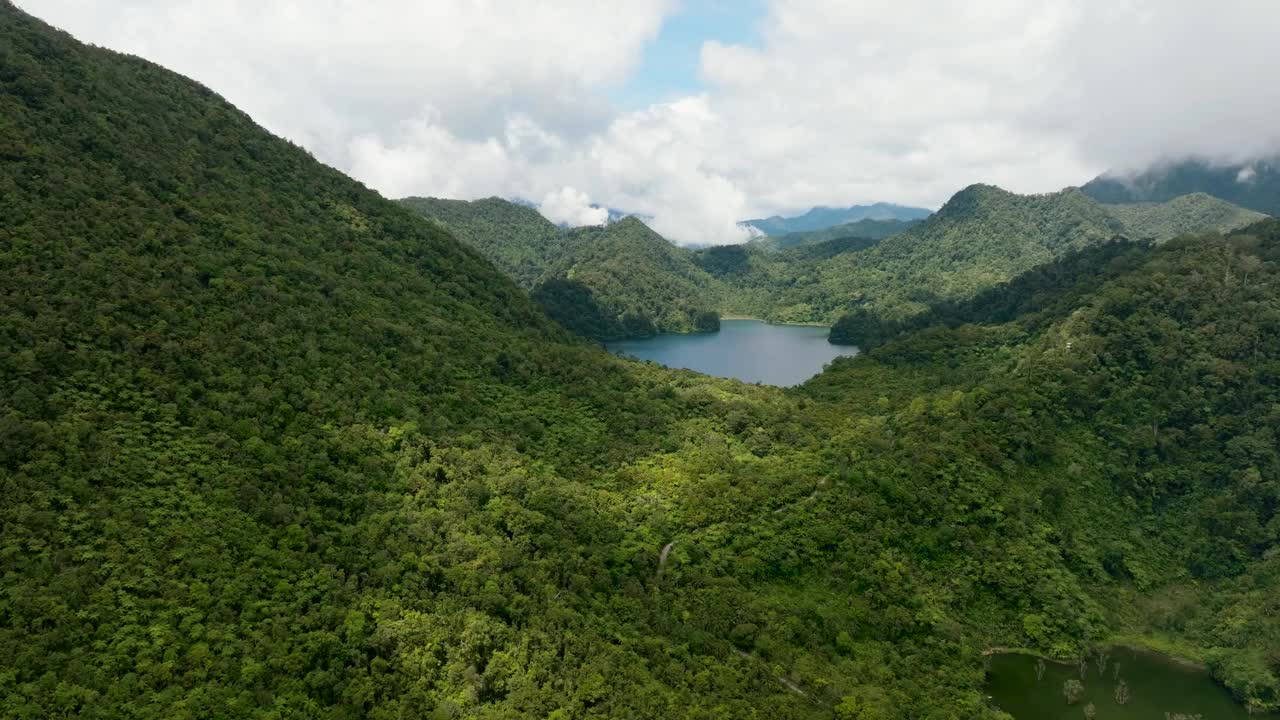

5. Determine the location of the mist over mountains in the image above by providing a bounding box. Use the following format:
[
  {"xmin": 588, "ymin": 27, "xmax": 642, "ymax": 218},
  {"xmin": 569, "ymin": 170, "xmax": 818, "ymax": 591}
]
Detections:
[{"xmin": 1083, "ymin": 155, "xmax": 1280, "ymax": 216}]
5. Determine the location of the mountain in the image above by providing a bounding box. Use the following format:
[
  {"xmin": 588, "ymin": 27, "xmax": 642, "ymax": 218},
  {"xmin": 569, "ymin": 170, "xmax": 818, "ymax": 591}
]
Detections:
[
  {"xmin": 1104, "ymin": 191, "xmax": 1269, "ymax": 241},
  {"xmin": 536, "ymin": 217, "xmax": 721, "ymax": 338},
  {"xmin": 809, "ymin": 219, "xmax": 1280, "ymax": 710},
  {"xmin": 401, "ymin": 198, "xmax": 720, "ymax": 339},
  {"xmin": 399, "ymin": 196, "xmax": 568, "ymax": 288},
  {"xmin": 809, "ymin": 184, "xmax": 1266, "ymax": 326},
  {"xmin": 405, "ymin": 186, "xmax": 1262, "ymax": 341},
  {"xmin": 1082, "ymin": 155, "xmax": 1280, "ymax": 216},
  {"xmin": 741, "ymin": 202, "xmax": 932, "ymax": 236},
  {"xmin": 750, "ymin": 217, "xmax": 921, "ymax": 253},
  {"xmin": 5, "ymin": 3, "xmax": 1280, "ymax": 717},
  {"xmin": 1, "ymin": 5, "xmax": 752, "ymax": 716}
]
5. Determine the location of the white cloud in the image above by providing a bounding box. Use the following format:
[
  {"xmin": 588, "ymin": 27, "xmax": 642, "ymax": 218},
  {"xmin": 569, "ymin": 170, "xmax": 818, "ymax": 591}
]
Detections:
[
  {"xmin": 1237, "ymin": 166, "xmax": 1257, "ymax": 184},
  {"xmin": 580, "ymin": 97, "xmax": 757, "ymax": 245},
  {"xmin": 17, "ymin": 0, "xmax": 1280, "ymax": 246},
  {"xmin": 19, "ymin": 0, "xmax": 675, "ymax": 160},
  {"xmin": 538, "ymin": 187, "xmax": 608, "ymax": 227},
  {"xmin": 347, "ymin": 108, "xmax": 512, "ymax": 200},
  {"xmin": 691, "ymin": 0, "xmax": 1280, "ymax": 219}
]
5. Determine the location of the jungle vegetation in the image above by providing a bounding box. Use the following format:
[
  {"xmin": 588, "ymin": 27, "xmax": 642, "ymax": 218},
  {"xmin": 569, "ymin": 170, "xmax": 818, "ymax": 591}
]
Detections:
[
  {"xmin": 748, "ymin": 217, "xmax": 921, "ymax": 253},
  {"xmin": 2, "ymin": 4, "xmax": 1278, "ymax": 719},
  {"xmin": 405, "ymin": 185, "xmax": 1264, "ymax": 342}
]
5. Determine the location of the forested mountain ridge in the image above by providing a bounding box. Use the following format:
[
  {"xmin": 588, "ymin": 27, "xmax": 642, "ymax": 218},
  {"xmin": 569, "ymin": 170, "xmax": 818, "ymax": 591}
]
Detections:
[
  {"xmin": 742, "ymin": 202, "xmax": 932, "ymax": 236},
  {"xmin": 809, "ymin": 219, "xmax": 1280, "ymax": 711},
  {"xmin": 535, "ymin": 217, "xmax": 721, "ymax": 338},
  {"xmin": 398, "ymin": 196, "xmax": 567, "ymax": 288},
  {"xmin": 1104, "ymin": 191, "xmax": 1269, "ymax": 241},
  {"xmin": 816, "ymin": 185, "xmax": 1266, "ymax": 337},
  {"xmin": 0, "ymin": 5, "xmax": 776, "ymax": 716},
  {"xmin": 750, "ymin": 217, "xmax": 921, "ymax": 253},
  {"xmin": 402, "ymin": 186, "xmax": 1260, "ymax": 340},
  {"xmin": 400, "ymin": 198, "xmax": 722, "ymax": 339},
  {"xmin": 4, "ymin": 3, "xmax": 1279, "ymax": 718},
  {"xmin": 1083, "ymin": 155, "xmax": 1280, "ymax": 216}
]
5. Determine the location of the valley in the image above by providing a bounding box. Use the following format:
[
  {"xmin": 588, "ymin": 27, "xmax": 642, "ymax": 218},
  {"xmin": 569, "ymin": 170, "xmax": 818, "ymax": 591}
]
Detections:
[
  {"xmin": 405, "ymin": 185, "xmax": 1265, "ymax": 345},
  {"xmin": 2, "ymin": 3, "xmax": 1278, "ymax": 719}
]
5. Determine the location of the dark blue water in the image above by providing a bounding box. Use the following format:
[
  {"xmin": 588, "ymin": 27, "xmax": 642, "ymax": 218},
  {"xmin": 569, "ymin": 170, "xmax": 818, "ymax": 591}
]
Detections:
[
  {"xmin": 606, "ymin": 319, "xmax": 858, "ymax": 386},
  {"xmin": 986, "ymin": 649, "xmax": 1279, "ymax": 719}
]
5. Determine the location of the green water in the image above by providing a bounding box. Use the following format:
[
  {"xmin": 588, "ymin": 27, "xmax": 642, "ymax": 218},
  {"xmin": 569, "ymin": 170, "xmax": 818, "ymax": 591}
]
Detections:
[
  {"xmin": 606, "ymin": 319, "xmax": 857, "ymax": 386},
  {"xmin": 986, "ymin": 648, "xmax": 1277, "ymax": 719}
]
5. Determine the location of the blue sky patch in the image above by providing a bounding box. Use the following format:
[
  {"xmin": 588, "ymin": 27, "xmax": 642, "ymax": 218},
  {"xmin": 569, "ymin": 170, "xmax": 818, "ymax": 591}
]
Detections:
[{"xmin": 612, "ymin": 0, "xmax": 767, "ymax": 109}]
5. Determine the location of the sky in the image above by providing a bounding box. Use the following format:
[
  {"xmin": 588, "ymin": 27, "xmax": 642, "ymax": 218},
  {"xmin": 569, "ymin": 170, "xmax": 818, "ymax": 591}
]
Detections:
[{"xmin": 18, "ymin": 0, "xmax": 1280, "ymax": 245}]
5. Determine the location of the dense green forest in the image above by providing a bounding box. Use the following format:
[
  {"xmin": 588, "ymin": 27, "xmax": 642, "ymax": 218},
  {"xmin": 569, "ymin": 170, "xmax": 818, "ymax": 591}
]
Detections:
[
  {"xmin": 401, "ymin": 200, "xmax": 720, "ymax": 339},
  {"xmin": 807, "ymin": 217, "xmax": 1280, "ymax": 715},
  {"xmin": 542, "ymin": 218, "xmax": 722, "ymax": 337},
  {"xmin": 3, "ymin": 4, "xmax": 1279, "ymax": 719},
  {"xmin": 1104, "ymin": 192, "xmax": 1267, "ymax": 242},
  {"xmin": 749, "ymin": 218, "xmax": 920, "ymax": 253},
  {"xmin": 1084, "ymin": 156, "xmax": 1280, "ymax": 216},
  {"xmin": 817, "ymin": 185, "xmax": 1265, "ymax": 342},
  {"xmin": 398, "ymin": 197, "xmax": 571, "ymax": 289},
  {"xmin": 698, "ymin": 184, "xmax": 1261, "ymax": 329},
  {"xmin": 405, "ymin": 186, "xmax": 1264, "ymax": 343}
]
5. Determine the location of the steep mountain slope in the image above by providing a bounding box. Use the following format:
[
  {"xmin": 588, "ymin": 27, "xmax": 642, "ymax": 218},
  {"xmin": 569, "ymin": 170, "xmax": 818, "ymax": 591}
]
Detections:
[
  {"xmin": 809, "ymin": 219, "xmax": 1280, "ymax": 710},
  {"xmin": 401, "ymin": 198, "xmax": 721, "ymax": 339},
  {"xmin": 751, "ymin": 217, "xmax": 921, "ymax": 252},
  {"xmin": 742, "ymin": 202, "xmax": 932, "ymax": 236},
  {"xmin": 1083, "ymin": 156, "xmax": 1280, "ymax": 216},
  {"xmin": 813, "ymin": 185, "xmax": 1265, "ymax": 328},
  {"xmin": 830, "ymin": 239, "xmax": 1154, "ymax": 346},
  {"xmin": 541, "ymin": 217, "xmax": 722, "ymax": 337},
  {"xmin": 1104, "ymin": 191, "xmax": 1268, "ymax": 240},
  {"xmin": 0, "ymin": 6, "xmax": 779, "ymax": 717},
  {"xmin": 398, "ymin": 196, "xmax": 568, "ymax": 288}
]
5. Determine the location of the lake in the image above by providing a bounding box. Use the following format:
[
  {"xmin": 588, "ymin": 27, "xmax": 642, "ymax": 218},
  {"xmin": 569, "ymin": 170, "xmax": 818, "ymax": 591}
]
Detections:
[
  {"xmin": 986, "ymin": 648, "xmax": 1278, "ymax": 719},
  {"xmin": 606, "ymin": 319, "xmax": 858, "ymax": 386}
]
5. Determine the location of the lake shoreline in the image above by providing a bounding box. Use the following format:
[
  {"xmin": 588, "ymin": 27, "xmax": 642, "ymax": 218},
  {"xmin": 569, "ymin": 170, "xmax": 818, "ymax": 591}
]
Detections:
[
  {"xmin": 606, "ymin": 319, "xmax": 856, "ymax": 386},
  {"xmin": 981, "ymin": 641, "xmax": 1208, "ymax": 672},
  {"xmin": 718, "ymin": 314, "xmax": 830, "ymax": 327},
  {"xmin": 985, "ymin": 645, "xmax": 1274, "ymax": 718}
]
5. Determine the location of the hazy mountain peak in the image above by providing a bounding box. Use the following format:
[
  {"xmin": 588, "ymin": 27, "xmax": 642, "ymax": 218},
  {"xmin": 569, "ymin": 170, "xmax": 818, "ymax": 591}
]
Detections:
[
  {"xmin": 741, "ymin": 201, "xmax": 932, "ymax": 236},
  {"xmin": 1082, "ymin": 155, "xmax": 1280, "ymax": 216},
  {"xmin": 932, "ymin": 183, "xmax": 1015, "ymax": 215}
]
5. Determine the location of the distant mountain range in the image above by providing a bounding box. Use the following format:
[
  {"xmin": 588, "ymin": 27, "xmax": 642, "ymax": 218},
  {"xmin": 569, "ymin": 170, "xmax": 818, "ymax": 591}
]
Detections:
[
  {"xmin": 741, "ymin": 202, "xmax": 933, "ymax": 236},
  {"xmin": 749, "ymin": 217, "xmax": 921, "ymax": 253},
  {"xmin": 404, "ymin": 186, "xmax": 1263, "ymax": 339},
  {"xmin": 1082, "ymin": 155, "xmax": 1280, "ymax": 217}
]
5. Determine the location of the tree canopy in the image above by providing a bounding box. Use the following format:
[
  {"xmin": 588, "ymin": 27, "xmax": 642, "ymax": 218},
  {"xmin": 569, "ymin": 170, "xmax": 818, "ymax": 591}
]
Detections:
[{"xmin": 2, "ymin": 4, "xmax": 1278, "ymax": 718}]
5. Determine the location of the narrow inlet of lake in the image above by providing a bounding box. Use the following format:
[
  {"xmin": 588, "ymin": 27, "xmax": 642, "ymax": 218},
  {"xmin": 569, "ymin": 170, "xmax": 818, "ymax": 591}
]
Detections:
[{"xmin": 606, "ymin": 319, "xmax": 858, "ymax": 386}]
